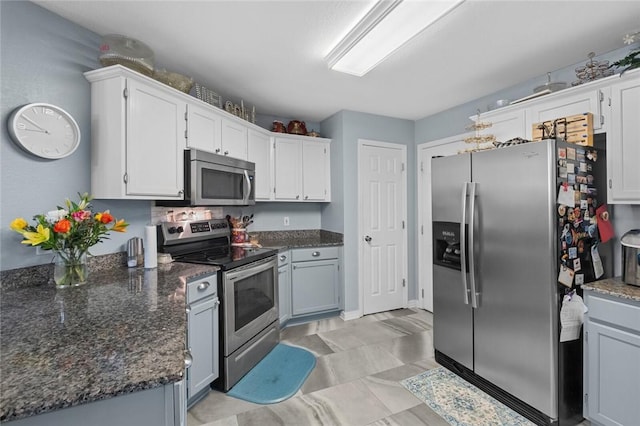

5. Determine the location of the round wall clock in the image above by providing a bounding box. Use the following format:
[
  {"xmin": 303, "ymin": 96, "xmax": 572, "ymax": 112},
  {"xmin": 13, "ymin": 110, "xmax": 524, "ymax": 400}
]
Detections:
[{"xmin": 7, "ymin": 103, "xmax": 81, "ymax": 159}]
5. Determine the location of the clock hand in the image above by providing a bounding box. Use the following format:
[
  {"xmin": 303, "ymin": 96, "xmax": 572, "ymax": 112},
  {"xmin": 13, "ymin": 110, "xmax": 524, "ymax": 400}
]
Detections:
[
  {"xmin": 22, "ymin": 115, "xmax": 50, "ymax": 134},
  {"xmin": 22, "ymin": 128, "xmax": 48, "ymax": 133}
]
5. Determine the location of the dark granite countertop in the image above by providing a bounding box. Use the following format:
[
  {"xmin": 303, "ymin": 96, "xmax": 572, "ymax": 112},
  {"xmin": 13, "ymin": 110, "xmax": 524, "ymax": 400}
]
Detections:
[
  {"xmin": 0, "ymin": 260, "xmax": 218, "ymax": 422},
  {"xmin": 582, "ymin": 277, "xmax": 640, "ymax": 302},
  {"xmin": 251, "ymin": 229, "xmax": 343, "ymax": 251}
]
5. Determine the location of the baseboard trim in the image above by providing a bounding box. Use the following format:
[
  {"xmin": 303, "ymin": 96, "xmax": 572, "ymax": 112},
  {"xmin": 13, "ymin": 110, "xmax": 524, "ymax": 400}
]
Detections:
[
  {"xmin": 340, "ymin": 310, "xmax": 362, "ymax": 321},
  {"xmin": 407, "ymin": 299, "xmax": 419, "ymax": 308}
]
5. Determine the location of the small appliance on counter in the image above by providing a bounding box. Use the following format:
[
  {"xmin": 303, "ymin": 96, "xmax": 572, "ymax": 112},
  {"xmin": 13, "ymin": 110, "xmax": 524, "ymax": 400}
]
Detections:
[{"xmin": 621, "ymin": 229, "xmax": 640, "ymax": 286}]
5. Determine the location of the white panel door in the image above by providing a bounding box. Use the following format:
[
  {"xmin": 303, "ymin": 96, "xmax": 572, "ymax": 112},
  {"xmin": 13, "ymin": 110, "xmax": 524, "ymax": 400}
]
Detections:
[
  {"xmin": 274, "ymin": 138, "xmax": 302, "ymax": 201},
  {"xmin": 359, "ymin": 141, "xmax": 407, "ymax": 315},
  {"xmin": 417, "ymin": 136, "xmax": 468, "ymax": 312},
  {"xmin": 220, "ymin": 118, "xmax": 248, "ymax": 160}
]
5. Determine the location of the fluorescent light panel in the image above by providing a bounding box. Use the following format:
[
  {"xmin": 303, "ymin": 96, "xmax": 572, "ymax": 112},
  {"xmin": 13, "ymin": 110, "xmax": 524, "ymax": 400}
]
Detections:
[{"xmin": 327, "ymin": 0, "xmax": 464, "ymax": 77}]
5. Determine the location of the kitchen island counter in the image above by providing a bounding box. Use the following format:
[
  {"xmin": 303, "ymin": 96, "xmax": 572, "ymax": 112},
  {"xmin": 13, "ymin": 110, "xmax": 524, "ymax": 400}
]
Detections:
[
  {"xmin": 582, "ymin": 276, "xmax": 640, "ymax": 302},
  {"xmin": 0, "ymin": 261, "xmax": 218, "ymax": 423}
]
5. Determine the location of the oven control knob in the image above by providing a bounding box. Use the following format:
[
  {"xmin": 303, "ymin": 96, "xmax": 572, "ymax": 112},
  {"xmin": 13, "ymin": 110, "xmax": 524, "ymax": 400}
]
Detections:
[
  {"xmin": 168, "ymin": 226, "xmax": 177, "ymax": 234},
  {"xmin": 176, "ymin": 226, "xmax": 184, "ymax": 233}
]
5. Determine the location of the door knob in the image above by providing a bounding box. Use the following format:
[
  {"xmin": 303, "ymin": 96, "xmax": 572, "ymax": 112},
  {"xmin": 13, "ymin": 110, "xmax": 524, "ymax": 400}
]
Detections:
[{"xmin": 364, "ymin": 235, "xmax": 372, "ymax": 243}]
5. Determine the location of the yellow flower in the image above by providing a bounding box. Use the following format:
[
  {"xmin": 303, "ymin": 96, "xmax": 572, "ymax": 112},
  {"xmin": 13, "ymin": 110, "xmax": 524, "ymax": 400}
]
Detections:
[
  {"xmin": 21, "ymin": 224, "xmax": 51, "ymax": 246},
  {"xmin": 111, "ymin": 219, "xmax": 129, "ymax": 233},
  {"xmin": 10, "ymin": 218, "xmax": 28, "ymax": 233}
]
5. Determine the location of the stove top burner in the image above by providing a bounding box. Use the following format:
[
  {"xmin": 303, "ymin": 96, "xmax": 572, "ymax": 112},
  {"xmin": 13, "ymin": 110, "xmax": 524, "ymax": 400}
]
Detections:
[{"xmin": 157, "ymin": 219, "xmax": 277, "ymax": 270}]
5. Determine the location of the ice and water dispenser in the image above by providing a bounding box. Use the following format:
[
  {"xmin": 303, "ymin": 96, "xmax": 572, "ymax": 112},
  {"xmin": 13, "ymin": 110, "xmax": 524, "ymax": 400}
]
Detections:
[{"xmin": 433, "ymin": 222, "xmax": 464, "ymax": 270}]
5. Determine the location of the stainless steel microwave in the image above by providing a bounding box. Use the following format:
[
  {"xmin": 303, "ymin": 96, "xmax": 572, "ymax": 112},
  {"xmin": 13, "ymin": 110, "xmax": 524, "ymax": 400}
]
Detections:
[{"xmin": 159, "ymin": 149, "xmax": 255, "ymax": 206}]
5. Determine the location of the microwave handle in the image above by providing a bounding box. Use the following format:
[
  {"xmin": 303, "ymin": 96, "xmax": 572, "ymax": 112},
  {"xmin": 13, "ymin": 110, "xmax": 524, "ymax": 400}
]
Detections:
[{"xmin": 243, "ymin": 170, "xmax": 252, "ymax": 204}]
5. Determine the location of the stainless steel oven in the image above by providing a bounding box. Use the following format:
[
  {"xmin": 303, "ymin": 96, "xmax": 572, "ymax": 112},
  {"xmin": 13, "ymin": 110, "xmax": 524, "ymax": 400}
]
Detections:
[
  {"xmin": 220, "ymin": 255, "xmax": 279, "ymax": 390},
  {"xmin": 157, "ymin": 219, "xmax": 279, "ymax": 391},
  {"xmin": 158, "ymin": 149, "xmax": 255, "ymax": 207}
]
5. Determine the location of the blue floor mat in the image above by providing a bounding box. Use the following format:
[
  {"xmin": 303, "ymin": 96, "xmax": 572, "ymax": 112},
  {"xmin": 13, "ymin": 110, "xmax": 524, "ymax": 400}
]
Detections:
[{"xmin": 227, "ymin": 343, "xmax": 316, "ymax": 404}]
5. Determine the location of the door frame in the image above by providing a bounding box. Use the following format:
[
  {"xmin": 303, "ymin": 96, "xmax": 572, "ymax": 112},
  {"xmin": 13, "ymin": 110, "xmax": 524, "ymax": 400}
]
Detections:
[
  {"xmin": 416, "ymin": 134, "xmax": 469, "ymax": 311},
  {"xmin": 357, "ymin": 138, "xmax": 408, "ymax": 317}
]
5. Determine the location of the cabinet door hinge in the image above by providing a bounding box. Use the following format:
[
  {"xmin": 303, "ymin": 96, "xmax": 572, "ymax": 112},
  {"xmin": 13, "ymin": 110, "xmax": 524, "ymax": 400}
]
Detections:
[
  {"xmin": 420, "ymin": 161, "xmax": 424, "ymax": 172},
  {"xmin": 185, "ymin": 129, "xmax": 188, "ymax": 139},
  {"xmin": 402, "ymin": 220, "xmax": 405, "ymax": 229},
  {"xmin": 421, "ymin": 225, "xmax": 424, "ymax": 235},
  {"xmin": 421, "ymin": 288, "xmax": 424, "ymax": 298},
  {"xmin": 401, "ymin": 163, "xmax": 405, "ymax": 172},
  {"xmin": 123, "ymin": 172, "xmax": 128, "ymax": 184},
  {"xmin": 324, "ymin": 148, "xmax": 327, "ymax": 154},
  {"xmin": 123, "ymin": 88, "xmax": 128, "ymax": 98},
  {"xmin": 402, "ymin": 278, "xmax": 406, "ymax": 287},
  {"xmin": 184, "ymin": 109, "xmax": 188, "ymax": 121},
  {"xmin": 585, "ymin": 331, "xmax": 588, "ymax": 342},
  {"xmin": 598, "ymin": 90, "xmax": 604, "ymax": 102},
  {"xmin": 600, "ymin": 115, "xmax": 604, "ymax": 126}
]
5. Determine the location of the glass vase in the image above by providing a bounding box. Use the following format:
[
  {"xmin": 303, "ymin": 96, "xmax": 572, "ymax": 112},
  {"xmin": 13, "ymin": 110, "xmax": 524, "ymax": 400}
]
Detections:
[{"xmin": 53, "ymin": 250, "xmax": 88, "ymax": 287}]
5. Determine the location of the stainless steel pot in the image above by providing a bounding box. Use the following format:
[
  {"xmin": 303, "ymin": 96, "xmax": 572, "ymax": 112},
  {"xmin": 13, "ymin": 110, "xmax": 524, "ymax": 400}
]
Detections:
[{"xmin": 621, "ymin": 229, "xmax": 640, "ymax": 286}]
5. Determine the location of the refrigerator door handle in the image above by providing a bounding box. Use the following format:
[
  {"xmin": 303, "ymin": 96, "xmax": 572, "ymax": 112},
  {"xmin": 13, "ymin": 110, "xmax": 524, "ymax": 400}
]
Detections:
[
  {"xmin": 460, "ymin": 182, "xmax": 470, "ymax": 305},
  {"xmin": 468, "ymin": 182, "xmax": 479, "ymax": 308}
]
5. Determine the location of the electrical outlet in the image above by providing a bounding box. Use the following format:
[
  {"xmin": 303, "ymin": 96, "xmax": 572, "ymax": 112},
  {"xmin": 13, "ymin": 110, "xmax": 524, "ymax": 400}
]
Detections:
[{"xmin": 283, "ymin": 216, "xmax": 290, "ymax": 226}]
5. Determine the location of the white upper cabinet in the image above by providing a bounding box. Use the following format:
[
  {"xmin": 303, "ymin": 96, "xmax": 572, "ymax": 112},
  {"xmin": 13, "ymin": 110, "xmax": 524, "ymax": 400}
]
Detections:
[
  {"xmin": 302, "ymin": 139, "xmax": 331, "ymax": 201},
  {"xmin": 186, "ymin": 102, "xmax": 221, "ymax": 154},
  {"xmin": 85, "ymin": 66, "xmax": 186, "ymax": 200},
  {"xmin": 607, "ymin": 69, "xmax": 640, "ymax": 204},
  {"xmin": 475, "ymin": 108, "xmax": 527, "ymax": 143},
  {"xmin": 274, "ymin": 137, "xmax": 303, "ymax": 201},
  {"xmin": 85, "ymin": 65, "xmax": 331, "ymax": 202},
  {"xmin": 274, "ymin": 135, "xmax": 331, "ymax": 202},
  {"xmin": 247, "ymin": 128, "xmax": 273, "ymax": 201},
  {"xmin": 525, "ymin": 87, "xmax": 607, "ymax": 136},
  {"xmin": 221, "ymin": 118, "xmax": 248, "ymax": 160}
]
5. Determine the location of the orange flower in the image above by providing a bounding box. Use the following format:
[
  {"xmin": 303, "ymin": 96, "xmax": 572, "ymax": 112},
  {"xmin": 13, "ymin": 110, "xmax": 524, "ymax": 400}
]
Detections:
[
  {"xmin": 53, "ymin": 219, "xmax": 71, "ymax": 234},
  {"xmin": 96, "ymin": 212, "xmax": 114, "ymax": 224},
  {"xmin": 111, "ymin": 219, "xmax": 129, "ymax": 233}
]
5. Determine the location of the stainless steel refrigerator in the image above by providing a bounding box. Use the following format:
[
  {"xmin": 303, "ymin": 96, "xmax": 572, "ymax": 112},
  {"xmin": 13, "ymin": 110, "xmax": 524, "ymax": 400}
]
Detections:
[{"xmin": 431, "ymin": 138, "xmax": 611, "ymax": 426}]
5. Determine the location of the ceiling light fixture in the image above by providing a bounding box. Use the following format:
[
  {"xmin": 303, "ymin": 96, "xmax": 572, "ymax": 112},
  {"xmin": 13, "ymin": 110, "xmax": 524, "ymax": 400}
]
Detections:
[{"xmin": 326, "ymin": 0, "xmax": 465, "ymax": 77}]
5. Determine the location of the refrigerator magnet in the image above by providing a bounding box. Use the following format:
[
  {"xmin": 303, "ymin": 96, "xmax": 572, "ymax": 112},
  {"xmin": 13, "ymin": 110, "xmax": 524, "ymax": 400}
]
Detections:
[
  {"xmin": 558, "ymin": 205, "xmax": 567, "ymax": 216},
  {"xmin": 567, "ymin": 147, "xmax": 576, "ymax": 160},
  {"xmin": 568, "ymin": 247, "xmax": 578, "ymax": 259},
  {"xmin": 558, "ymin": 148, "xmax": 567, "ymax": 159},
  {"xmin": 573, "ymin": 258, "xmax": 582, "ymax": 272},
  {"xmin": 580, "ymin": 198, "xmax": 588, "ymax": 208},
  {"xmin": 568, "ymin": 174, "xmax": 576, "ymax": 185},
  {"xmin": 558, "ymin": 266, "xmax": 575, "ymax": 288},
  {"xmin": 592, "ymin": 245, "xmax": 604, "ymax": 279},
  {"xmin": 579, "ymin": 162, "xmax": 587, "ymax": 173},
  {"xmin": 575, "ymin": 274, "xmax": 585, "ymax": 286}
]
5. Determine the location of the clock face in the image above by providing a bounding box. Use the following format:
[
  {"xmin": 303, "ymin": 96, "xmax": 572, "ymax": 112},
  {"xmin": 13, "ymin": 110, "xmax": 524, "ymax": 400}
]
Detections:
[{"xmin": 8, "ymin": 103, "xmax": 81, "ymax": 159}]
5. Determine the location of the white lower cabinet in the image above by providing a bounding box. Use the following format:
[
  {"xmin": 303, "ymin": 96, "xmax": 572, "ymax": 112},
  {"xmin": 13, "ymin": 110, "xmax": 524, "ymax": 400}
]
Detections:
[
  {"xmin": 278, "ymin": 251, "xmax": 292, "ymax": 325},
  {"xmin": 606, "ymin": 69, "xmax": 640, "ymax": 204},
  {"xmin": 186, "ymin": 274, "xmax": 219, "ymax": 407},
  {"xmin": 291, "ymin": 247, "xmax": 340, "ymax": 317},
  {"xmin": 584, "ymin": 291, "xmax": 640, "ymax": 426}
]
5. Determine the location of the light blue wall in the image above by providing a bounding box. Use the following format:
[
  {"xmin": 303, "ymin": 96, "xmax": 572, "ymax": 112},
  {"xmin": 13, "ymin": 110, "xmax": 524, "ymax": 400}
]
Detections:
[
  {"xmin": 0, "ymin": 2, "xmax": 324, "ymax": 271},
  {"xmin": 321, "ymin": 110, "xmax": 415, "ymax": 313},
  {"xmin": 0, "ymin": 1, "xmax": 149, "ymax": 270}
]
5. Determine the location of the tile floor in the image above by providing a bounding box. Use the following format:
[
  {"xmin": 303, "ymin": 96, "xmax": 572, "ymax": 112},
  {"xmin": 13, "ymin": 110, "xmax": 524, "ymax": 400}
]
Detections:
[{"xmin": 187, "ymin": 308, "xmax": 590, "ymax": 426}]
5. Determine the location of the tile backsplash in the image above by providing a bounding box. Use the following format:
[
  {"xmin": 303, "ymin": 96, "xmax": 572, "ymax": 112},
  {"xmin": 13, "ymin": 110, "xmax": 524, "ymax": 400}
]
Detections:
[{"xmin": 151, "ymin": 206, "xmax": 224, "ymax": 224}]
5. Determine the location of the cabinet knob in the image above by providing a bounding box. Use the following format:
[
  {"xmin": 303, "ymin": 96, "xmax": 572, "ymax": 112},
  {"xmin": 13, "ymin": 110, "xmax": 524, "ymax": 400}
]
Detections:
[
  {"xmin": 312, "ymin": 251, "xmax": 320, "ymax": 257},
  {"xmin": 296, "ymin": 195, "xmax": 300, "ymax": 200},
  {"xmin": 280, "ymin": 255, "xmax": 287, "ymax": 261},
  {"xmin": 364, "ymin": 235, "xmax": 372, "ymax": 243},
  {"xmin": 197, "ymin": 282, "xmax": 210, "ymax": 291},
  {"xmin": 178, "ymin": 190, "xmax": 184, "ymax": 196},
  {"xmin": 215, "ymin": 148, "xmax": 221, "ymax": 153},
  {"xmin": 304, "ymin": 195, "xmax": 309, "ymax": 200},
  {"xmin": 224, "ymin": 150, "xmax": 229, "ymax": 155}
]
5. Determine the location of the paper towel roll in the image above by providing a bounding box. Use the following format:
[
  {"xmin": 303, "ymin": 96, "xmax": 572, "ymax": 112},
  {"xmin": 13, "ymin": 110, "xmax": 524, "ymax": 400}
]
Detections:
[{"xmin": 144, "ymin": 225, "xmax": 157, "ymax": 269}]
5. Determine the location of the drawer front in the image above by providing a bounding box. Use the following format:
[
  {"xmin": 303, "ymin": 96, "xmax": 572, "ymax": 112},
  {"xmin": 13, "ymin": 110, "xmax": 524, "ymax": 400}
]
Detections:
[
  {"xmin": 187, "ymin": 273, "xmax": 217, "ymax": 304},
  {"xmin": 292, "ymin": 246, "xmax": 339, "ymax": 262},
  {"xmin": 278, "ymin": 251, "xmax": 290, "ymax": 267},
  {"xmin": 586, "ymin": 292, "xmax": 640, "ymax": 333}
]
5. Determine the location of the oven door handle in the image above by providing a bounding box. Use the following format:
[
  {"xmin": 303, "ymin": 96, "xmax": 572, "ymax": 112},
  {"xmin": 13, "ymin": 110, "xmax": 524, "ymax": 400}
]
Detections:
[{"xmin": 224, "ymin": 256, "xmax": 276, "ymax": 282}]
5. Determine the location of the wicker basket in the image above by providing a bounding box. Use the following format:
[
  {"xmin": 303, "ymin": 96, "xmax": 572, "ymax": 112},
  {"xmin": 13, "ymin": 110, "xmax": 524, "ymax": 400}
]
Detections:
[{"xmin": 152, "ymin": 69, "xmax": 194, "ymax": 93}]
